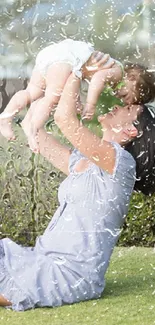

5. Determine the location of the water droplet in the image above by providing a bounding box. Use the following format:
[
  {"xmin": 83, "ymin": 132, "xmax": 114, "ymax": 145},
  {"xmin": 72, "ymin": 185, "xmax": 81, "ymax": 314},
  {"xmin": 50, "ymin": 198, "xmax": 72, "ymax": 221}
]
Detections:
[
  {"xmin": 90, "ymin": 0, "xmax": 96, "ymax": 4},
  {"xmin": 92, "ymin": 153, "xmax": 99, "ymax": 162},
  {"xmin": 103, "ymin": 33, "xmax": 110, "ymax": 39},
  {"xmin": 133, "ymin": 203, "xmax": 144, "ymax": 209},
  {"xmin": 112, "ymin": 126, "xmax": 123, "ymax": 133},
  {"xmin": 137, "ymin": 151, "xmax": 145, "ymax": 158},
  {"xmin": 16, "ymin": 6, "xmax": 25, "ymax": 13}
]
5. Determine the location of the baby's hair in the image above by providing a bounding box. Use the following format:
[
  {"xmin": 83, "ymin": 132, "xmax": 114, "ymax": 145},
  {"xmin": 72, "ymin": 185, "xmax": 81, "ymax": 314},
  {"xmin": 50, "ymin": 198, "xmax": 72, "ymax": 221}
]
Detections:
[{"xmin": 124, "ymin": 62, "xmax": 155, "ymax": 104}]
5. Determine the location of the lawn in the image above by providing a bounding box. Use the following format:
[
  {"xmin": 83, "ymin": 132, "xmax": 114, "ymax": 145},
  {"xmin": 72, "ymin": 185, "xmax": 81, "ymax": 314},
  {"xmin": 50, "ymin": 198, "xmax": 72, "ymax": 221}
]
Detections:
[{"xmin": 0, "ymin": 246, "xmax": 155, "ymax": 325}]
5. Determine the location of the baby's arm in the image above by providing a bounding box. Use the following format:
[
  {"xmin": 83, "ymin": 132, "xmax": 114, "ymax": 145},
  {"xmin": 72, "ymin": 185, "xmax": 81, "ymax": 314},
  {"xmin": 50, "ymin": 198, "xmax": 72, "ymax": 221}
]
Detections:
[{"xmin": 83, "ymin": 65, "xmax": 123, "ymax": 119}]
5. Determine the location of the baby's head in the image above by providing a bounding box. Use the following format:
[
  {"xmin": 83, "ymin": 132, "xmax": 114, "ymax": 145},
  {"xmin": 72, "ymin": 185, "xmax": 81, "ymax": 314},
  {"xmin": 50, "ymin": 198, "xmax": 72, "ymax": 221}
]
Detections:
[{"xmin": 116, "ymin": 62, "xmax": 155, "ymax": 105}]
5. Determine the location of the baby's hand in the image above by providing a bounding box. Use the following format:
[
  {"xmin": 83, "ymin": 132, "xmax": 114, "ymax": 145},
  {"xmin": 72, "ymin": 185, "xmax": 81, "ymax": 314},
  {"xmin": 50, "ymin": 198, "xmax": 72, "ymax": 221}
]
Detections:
[
  {"xmin": 82, "ymin": 52, "xmax": 115, "ymax": 79},
  {"xmin": 89, "ymin": 52, "xmax": 114, "ymax": 69}
]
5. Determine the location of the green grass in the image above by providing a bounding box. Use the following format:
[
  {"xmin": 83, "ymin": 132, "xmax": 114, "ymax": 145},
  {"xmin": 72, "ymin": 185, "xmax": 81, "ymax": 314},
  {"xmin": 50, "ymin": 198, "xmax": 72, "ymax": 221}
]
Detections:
[{"xmin": 1, "ymin": 247, "xmax": 155, "ymax": 325}]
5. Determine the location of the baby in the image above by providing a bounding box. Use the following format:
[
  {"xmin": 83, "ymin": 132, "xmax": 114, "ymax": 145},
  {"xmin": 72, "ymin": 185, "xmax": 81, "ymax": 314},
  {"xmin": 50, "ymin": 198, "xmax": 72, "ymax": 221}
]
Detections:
[
  {"xmin": 0, "ymin": 39, "xmax": 123, "ymax": 151},
  {"xmin": 0, "ymin": 39, "xmax": 155, "ymax": 153}
]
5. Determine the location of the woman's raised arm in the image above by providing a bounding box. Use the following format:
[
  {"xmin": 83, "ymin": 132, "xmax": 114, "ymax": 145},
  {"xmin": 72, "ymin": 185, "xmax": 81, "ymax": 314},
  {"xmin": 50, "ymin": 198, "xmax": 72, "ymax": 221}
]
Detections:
[
  {"xmin": 54, "ymin": 73, "xmax": 116, "ymax": 174},
  {"xmin": 37, "ymin": 128, "xmax": 71, "ymax": 175}
]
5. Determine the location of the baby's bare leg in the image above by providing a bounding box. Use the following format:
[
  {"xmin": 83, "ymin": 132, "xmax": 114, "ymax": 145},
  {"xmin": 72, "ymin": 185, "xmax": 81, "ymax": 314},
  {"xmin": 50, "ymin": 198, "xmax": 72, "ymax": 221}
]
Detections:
[
  {"xmin": 0, "ymin": 70, "xmax": 45, "ymax": 140},
  {"xmin": 21, "ymin": 99, "xmax": 41, "ymax": 139},
  {"xmin": 0, "ymin": 89, "xmax": 31, "ymax": 140},
  {"xmin": 23, "ymin": 63, "xmax": 72, "ymax": 152}
]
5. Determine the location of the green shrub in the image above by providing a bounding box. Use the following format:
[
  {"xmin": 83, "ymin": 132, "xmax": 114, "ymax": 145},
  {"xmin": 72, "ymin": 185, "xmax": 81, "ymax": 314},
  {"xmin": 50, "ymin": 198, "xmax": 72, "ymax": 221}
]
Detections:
[
  {"xmin": 0, "ymin": 124, "xmax": 63, "ymax": 246},
  {"xmin": 119, "ymin": 192, "xmax": 155, "ymax": 247}
]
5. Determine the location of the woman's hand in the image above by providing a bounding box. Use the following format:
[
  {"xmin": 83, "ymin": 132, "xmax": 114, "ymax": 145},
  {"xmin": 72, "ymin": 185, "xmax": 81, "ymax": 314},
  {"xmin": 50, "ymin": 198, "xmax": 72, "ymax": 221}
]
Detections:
[{"xmin": 82, "ymin": 52, "xmax": 115, "ymax": 80}]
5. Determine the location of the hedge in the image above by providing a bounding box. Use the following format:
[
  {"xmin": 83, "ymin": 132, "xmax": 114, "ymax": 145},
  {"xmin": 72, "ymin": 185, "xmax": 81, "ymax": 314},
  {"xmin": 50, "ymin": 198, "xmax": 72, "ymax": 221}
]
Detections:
[{"xmin": 119, "ymin": 192, "xmax": 155, "ymax": 247}]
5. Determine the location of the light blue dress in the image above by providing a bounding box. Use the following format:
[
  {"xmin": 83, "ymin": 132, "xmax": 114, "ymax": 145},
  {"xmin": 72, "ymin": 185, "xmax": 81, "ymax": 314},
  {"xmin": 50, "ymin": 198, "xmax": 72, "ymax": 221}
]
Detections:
[{"xmin": 0, "ymin": 143, "xmax": 136, "ymax": 311}]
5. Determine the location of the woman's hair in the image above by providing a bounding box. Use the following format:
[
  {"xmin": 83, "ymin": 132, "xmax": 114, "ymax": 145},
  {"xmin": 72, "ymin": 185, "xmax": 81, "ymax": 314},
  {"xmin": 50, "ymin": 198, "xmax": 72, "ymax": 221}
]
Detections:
[
  {"xmin": 125, "ymin": 105, "xmax": 155, "ymax": 195},
  {"xmin": 124, "ymin": 62, "xmax": 155, "ymax": 104}
]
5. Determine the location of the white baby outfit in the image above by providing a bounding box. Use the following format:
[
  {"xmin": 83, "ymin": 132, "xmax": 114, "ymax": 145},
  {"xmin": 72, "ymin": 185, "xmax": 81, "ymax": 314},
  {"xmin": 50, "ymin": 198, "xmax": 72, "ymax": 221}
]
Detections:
[{"xmin": 34, "ymin": 38, "xmax": 117, "ymax": 76}]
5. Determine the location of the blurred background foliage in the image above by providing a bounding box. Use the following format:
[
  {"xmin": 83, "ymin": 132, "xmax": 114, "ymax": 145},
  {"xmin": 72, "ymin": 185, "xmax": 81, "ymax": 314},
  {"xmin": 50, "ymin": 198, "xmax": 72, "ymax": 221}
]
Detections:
[
  {"xmin": 0, "ymin": 0, "xmax": 155, "ymax": 78},
  {"xmin": 0, "ymin": 0, "xmax": 155, "ymax": 246}
]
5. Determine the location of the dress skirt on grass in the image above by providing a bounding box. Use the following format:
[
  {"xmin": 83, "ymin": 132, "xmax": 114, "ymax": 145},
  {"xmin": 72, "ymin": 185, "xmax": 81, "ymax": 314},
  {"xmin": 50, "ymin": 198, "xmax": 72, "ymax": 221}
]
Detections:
[{"xmin": 0, "ymin": 144, "xmax": 136, "ymax": 310}]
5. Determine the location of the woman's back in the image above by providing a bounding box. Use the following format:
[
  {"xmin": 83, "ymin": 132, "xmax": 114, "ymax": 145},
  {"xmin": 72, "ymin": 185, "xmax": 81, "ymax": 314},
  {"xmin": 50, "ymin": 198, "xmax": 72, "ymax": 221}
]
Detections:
[{"xmin": 36, "ymin": 144, "xmax": 136, "ymax": 277}]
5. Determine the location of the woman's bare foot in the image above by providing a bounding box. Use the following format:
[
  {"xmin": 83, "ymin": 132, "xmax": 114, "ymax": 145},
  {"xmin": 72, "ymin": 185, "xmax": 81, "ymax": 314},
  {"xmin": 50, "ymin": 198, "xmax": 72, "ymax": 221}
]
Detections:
[
  {"xmin": 0, "ymin": 115, "xmax": 15, "ymax": 140},
  {"xmin": 0, "ymin": 294, "xmax": 12, "ymax": 307}
]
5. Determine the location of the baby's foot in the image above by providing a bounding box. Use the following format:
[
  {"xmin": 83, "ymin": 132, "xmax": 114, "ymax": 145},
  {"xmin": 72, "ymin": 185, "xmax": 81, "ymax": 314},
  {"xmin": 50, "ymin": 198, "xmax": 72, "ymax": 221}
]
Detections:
[
  {"xmin": 28, "ymin": 132, "xmax": 40, "ymax": 154},
  {"xmin": 21, "ymin": 118, "xmax": 39, "ymax": 153},
  {"xmin": 0, "ymin": 116, "xmax": 15, "ymax": 140}
]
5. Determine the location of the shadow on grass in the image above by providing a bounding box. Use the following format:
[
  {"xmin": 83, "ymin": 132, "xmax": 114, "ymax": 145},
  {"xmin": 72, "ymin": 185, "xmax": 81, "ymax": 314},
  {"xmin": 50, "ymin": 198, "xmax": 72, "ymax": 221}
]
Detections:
[{"xmin": 102, "ymin": 273, "xmax": 155, "ymax": 299}]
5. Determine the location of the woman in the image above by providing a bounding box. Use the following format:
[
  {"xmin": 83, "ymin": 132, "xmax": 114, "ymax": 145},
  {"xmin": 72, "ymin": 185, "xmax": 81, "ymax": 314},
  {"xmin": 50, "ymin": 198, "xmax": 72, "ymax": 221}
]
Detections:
[{"xmin": 0, "ymin": 72, "xmax": 154, "ymax": 310}]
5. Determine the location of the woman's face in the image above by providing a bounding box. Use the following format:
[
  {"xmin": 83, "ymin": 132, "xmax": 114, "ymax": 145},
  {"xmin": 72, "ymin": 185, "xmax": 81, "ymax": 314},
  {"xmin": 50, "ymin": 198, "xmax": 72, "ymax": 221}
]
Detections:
[
  {"xmin": 116, "ymin": 78, "xmax": 139, "ymax": 105},
  {"xmin": 98, "ymin": 104, "xmax": 142, "ymax": 132}
]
